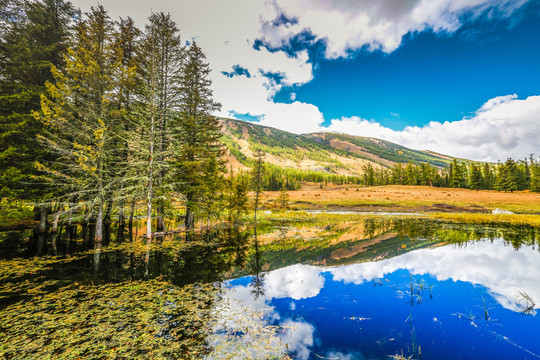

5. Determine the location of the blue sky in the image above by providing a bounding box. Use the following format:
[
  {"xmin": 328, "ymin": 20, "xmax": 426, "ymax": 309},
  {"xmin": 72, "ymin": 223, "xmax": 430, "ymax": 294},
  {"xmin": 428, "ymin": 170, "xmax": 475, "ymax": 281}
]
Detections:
[
  {"xmin": 72, "ymin": 0, "xmax": 540, "ymax": 161},
  {"xmin": 272, "ymin": 3, "xmax": 540, "ymax": 130}
]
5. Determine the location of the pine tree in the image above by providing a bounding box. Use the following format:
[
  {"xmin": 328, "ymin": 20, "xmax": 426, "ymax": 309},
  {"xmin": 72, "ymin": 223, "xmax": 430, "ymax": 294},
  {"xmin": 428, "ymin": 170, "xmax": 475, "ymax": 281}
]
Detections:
[
  {"xmin": 391, "ymin": 163, "xmax": 403, "ymax": 185},
  {"xmin": 420, "ymin": 163, "xmax": 434, "ymax": 186},
  {"xmin": 363, "ymin": 163, "xmax": 375, "ymax": 186},
  {"xmin": 250, "ymin": 149, "xmax": 265, "ymax": 224},
  {"xmin": 495, "ymin": 159, "xmax": 518, "ymax": 193},
  {"xmin": 139, "ymin": 12, "xmax": 184, "ymax": 232},
  {"xmin": 516, "ymin": 159, "xmax": 530, "ymax": 190},
  {"xmin": 36, "ymin": 6, "xmax": 120, "ymax": 245},
  {"xmin": 111, "ymin": 16, "xmax": 140, "ymax": 236},
  {"xmin": 0, "ymin": 0, "xmax": 73, "ymax": 201},
  {"xmin": 225, "ymin": 169, "xmax": 249, "ymax": 225},
  {"xmin": 172, "ymin": 41, "xmax": 222, "ymax": 230},
  {"xmin": 277, "ymin": 182, "xmax": 290, "ymax": 209},
  {"xmin": 404, "ymin": 162, "xmax": 418, "ymax": 185},
  {"xmin": 200, "ymin": 154, "xmax": 224, "ymax": 225},
  {"xmin": 449, "ymin": 159, "xmax": 466, "ymax": 188},
  {"xmin": 530, "ymin": 160, "xmax": 540, "ymax": 193},
  {"xmin": 469, "ymin": 164, "xmax": 483, "ymax": 191},
  {"xmin": 482, "ymin": 163, "xmax": 495, "ymax": 190}
]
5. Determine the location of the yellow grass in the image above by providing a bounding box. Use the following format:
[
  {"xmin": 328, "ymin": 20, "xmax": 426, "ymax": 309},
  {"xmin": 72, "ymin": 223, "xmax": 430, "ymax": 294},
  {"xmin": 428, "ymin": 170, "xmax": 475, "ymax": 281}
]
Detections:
[
  {"xmin": 431, "ymin": 212, "xmax": 540, "ymax": 227},
  {"xmin": 263, "ymin": 185, "xmax": 540, "ymax": 214}
]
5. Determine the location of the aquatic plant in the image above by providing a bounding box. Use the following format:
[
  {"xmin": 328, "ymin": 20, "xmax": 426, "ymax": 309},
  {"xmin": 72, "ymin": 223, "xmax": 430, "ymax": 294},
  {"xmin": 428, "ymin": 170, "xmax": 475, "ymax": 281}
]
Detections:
[
  {"xmin": 0, "ymin": 279, "xmax": 217, "ymax": 359},
  {"xmin": 517, "ymin": 291, "xmax": 536, "ymax": 316}
]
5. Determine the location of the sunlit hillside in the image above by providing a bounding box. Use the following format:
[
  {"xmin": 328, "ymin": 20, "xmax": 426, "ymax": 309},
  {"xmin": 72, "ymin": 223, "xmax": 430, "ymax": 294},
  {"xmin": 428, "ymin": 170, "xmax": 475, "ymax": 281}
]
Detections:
[{"xmin": 220, "ymin": 118, "xmax": 455, "ymax": 176}]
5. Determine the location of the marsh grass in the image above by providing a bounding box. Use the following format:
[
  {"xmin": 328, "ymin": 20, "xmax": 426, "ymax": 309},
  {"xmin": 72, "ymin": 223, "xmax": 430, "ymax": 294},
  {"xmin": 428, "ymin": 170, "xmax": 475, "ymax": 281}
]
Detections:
[
  {"xmin": 517, "ymin": 292, "xmax": 536, "ymax": 315},
  {"xmin": 432, "ymin": 213, "xmax": 540, "ymax": 227},
  {"xmin": 208, "ymin": 297, "xmax": 293, "ymax": 359}
]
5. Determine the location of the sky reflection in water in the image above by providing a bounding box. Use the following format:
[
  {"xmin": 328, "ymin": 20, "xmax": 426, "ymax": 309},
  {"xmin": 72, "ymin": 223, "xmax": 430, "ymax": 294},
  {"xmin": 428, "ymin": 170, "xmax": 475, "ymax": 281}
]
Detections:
[{"xmin": 224, "ymin": 238, "xmax": 540, "ymax": 360}]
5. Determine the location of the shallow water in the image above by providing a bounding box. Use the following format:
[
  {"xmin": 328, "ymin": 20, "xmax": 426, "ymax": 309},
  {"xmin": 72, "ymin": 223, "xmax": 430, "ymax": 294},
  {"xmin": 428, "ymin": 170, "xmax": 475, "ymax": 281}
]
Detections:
[
  {"xmin": 1, "ymin": 217, "xmax": 539, "ymax": 359},
  {"xmin": 224, "ymin": 237, "xmax": 540, "ymax": 359}
]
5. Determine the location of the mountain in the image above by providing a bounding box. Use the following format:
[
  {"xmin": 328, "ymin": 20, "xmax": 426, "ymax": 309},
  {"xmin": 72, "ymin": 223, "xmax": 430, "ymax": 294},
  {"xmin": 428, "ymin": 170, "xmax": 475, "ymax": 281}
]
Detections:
[{"xmin": 219, "ymin": 118, "xmax": 455, "ymax": 177}]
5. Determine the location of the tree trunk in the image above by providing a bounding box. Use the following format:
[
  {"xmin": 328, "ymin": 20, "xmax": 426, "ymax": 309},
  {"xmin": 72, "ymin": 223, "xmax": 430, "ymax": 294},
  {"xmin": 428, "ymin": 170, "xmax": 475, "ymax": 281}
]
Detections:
[
  {"xmin": 50, "ymin": 213, "xmax": 60, "ymax": 256},
  {"xmin": 36, "ymin": 206, "xmax": 47, "ymax": 257},
  {"xmin": 185, "ymin": 206, "xmax": 194, "ymax": 230},
  {"xmin": 103, "ymin": 198, "xmax": 112, "ymax": 246},
  {"xmin": 95, "ymin": 201, "xmax": 103, "ymax": 246},
  {"xmin": 128, "ymin": 197, "xmax": 135, "ymax": 242},
  {"xmin": 93, "ymin": 242, "xmax": 102, "ymax": 278},
  {"xmin": 88, "ymin": 214, "xmax": 96, "ymax": 249},
  {"xmin": 147, "ymin": 109, "xmax": 155, "ymax": 240},
  {"xmin": 157, "ymin": 206, "xmax": 166, "ymax": 232},
  {"xmin": 66, "ymin": 204, "xmax": 73, "ymax": 255},
  {"xmin": 117, "ymin": 199, "xmax": 125, "ymax": 243}
]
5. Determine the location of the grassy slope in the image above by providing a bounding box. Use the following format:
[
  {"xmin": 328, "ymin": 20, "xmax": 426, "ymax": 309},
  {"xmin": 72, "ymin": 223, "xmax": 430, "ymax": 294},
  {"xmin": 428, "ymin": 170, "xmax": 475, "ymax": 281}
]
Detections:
[
  {"xmin": 307, "ymin": 132, "xmax": 453, "ymax": 168},
  {"xmin": 220, "ymin": 118, "xmax": 456, "ymax": 175},
  {"xmin": 220, "ymin": 118, "xmax": 365, "ymax": 174}
]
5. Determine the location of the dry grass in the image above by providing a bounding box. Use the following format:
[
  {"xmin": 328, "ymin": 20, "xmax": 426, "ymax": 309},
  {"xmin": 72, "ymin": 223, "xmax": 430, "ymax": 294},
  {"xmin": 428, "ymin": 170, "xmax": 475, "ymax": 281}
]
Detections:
[
  {"xmin": 431, "ymin": 212, "xmax": 540, "ymax": 227},
  {"xmin": 264, "ymin": 185, "xmax": 540, "ymax": 214}
]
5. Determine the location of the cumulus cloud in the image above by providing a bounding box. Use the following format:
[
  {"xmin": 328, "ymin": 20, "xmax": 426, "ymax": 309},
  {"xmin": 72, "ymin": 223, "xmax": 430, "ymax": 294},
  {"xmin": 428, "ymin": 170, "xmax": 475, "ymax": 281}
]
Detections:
[
  {"xmin": 69, "ymin": 0, "xmax": 535, "ymax": 159},
  {"xmin": 218, "ymin": 265, "xmax": 320, "ymax": 359},
  {"xmin": 211, "ymin": 285, "xmax": 315, "ymax": 359},
  {"xmin": 324, "ymin": 94, "xmax": 540, "ymax": 161},
  {"xmin": 330, "ymin": 239, "xmax": 540, "ymax": 313},
  {"xmin": 264, "ymin": 264, "xmax": 325, "ymax": 300},
  {"xmin": 262, "ymin": 0, "xmax": 530, "ymax": 58}
]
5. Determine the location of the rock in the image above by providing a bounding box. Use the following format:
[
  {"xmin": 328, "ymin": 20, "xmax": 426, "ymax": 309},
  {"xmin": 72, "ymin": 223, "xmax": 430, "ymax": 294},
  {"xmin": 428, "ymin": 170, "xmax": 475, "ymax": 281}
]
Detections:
[{"xmin": 492, "ymin": 208, "xmax": 514, "ymax": 215}]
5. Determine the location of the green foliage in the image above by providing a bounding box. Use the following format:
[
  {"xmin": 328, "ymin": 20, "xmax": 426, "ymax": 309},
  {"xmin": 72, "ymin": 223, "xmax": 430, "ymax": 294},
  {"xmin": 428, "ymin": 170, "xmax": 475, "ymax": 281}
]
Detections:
[
  {"xmin": 0, "ymin": 279, "xmax": 216, "ymax": 359},
  {"xmin": 531, "ymin": 162, "xmax": 540, "ymax": 193},
  {"xmin": 0, "ymin": 0, "xmax": 74, "ymax": 200},
  {"xmin": 316, "ymin": 133, "xmax": 452, "ymax": 168},
  {"xmin": 449, "ymin": 159, "xmax": 467, "ymax": 188},
  {"xmin": 363, "ymin": 163, "xmax": 375, "ymax": 186},
  {"xmin": 172, "ymin": 42, "xmax": 224, "ymax": 229},
  {"xmin": 482, "ymin": 162, "xmax": 495, "ymax": 190},
  {"xmin": 276, "ymin": 182, "xmax": 290, "ymax": 209},
  {"xmin": 225, "ymin": 170, "xmax": 250, "ymax": 225},
  {"xmin": 495, "ymin": 159, "xmax": 519, "ymax": 192},
  {"xmin": 35, "ymin": 6, "xmax": 124, "ymax": 243},
  {"xmin": 469, "ymin": 163, "xmax": 484, "ymax": 190},
  {"xmin": 0, "ymin": 199, "xmax": 33, "ymax": 225}
]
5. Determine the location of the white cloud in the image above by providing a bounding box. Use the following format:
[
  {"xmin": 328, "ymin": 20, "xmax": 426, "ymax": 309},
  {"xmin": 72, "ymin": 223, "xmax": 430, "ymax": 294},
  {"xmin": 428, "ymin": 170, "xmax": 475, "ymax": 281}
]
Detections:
[
  {"xmin": 324, "ymin": 94, "xmax": 540, "ymax": 161},
  {"xmin": 264, "ymin": 264, "xmax": 325, "ymax": 300},
  {"xmin": 325, "ymin": 350, "xmax": 367, "ymax": 360},
  {"xmin": 330, "ymin": 238, "xmax": 540, "ymax": 313},
  {"xmin": 263, "ymin": 0, "xmax": 529, "ymax": 58},
  {"xmin": 215, "ymin": 238, "xmax": 539, "ymax": 358},
  {"xmin": 69, "ymin": 0, "xmax": 535, "ymax": 159},
  {"xmin": 214, "ymin": 266, "xmax": 320, "ymax": 360},
  {"xmin": 279, "ymin": 319, "xmax": 315, "ymax": 360}
]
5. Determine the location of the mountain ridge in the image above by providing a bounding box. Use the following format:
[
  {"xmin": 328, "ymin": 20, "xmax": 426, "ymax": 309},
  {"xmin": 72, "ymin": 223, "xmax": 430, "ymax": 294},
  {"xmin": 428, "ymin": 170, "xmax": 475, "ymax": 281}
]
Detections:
[{"xmin": 219, "ymin": 117, "xmax": 463, "ymax": 177}]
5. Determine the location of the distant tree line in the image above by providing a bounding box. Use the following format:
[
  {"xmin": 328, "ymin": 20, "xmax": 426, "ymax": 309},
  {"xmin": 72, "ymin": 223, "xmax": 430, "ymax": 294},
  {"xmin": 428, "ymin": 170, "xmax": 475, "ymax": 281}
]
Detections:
[
  {"xmin": 255, "ymin": 157, "xmax": 540, "ymax": 193},
  {"xmin": 0, "ymin": 0, "xmax": 251, "ymax": 252},
  {"xmin": 359, "ymin": 157, "xmax": 539, "ymax": 193}
]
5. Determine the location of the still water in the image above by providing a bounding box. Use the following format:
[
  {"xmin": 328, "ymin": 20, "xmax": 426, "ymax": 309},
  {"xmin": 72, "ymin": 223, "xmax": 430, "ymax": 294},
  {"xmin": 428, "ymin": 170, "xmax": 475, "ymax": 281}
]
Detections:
[
  {"xmin": 224, "ymin": 238, "xmax": 540, "ymax": 359},
  {"xmin": 1, "ymin": 216, "xmax": 539, "ymax": 359}
]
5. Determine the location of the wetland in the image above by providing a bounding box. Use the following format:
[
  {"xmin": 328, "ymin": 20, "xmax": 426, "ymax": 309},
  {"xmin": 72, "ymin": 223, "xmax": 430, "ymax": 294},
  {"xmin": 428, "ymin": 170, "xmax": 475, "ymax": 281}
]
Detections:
[{"xmin": 1, "ymin": 213, "xmax": 539, "ymax": 359}]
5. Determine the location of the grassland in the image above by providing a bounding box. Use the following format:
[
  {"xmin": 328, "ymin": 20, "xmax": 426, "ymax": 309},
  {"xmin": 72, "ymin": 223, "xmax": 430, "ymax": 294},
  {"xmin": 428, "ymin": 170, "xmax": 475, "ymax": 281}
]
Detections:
[{"xmin": 263, "ymin": 184, "xmax": 540, "ymax": 215}]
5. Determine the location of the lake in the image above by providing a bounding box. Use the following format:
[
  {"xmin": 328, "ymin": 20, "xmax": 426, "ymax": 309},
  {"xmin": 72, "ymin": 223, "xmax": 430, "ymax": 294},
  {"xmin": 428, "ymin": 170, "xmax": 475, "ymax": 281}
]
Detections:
[{"xmin": 1, "ymin": 214, "xmax": 539, "ymax": 359}]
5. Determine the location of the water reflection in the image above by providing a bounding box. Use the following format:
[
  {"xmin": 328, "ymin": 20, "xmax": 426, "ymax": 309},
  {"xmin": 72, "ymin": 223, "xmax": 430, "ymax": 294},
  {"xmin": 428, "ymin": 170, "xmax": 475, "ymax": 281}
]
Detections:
[
  {"xmin": 331, "ymin": 239, "xmax": 540, "ymax": 313},
  {"xmin": 2, "ymin": 216, "xmax": 540, "ymax": 359},
  {"xmin": 248, "ymin": 237, "xmax": 265, "ymax": 299},
  {"xmin": 224, "ymin": 221, "xmax": 540, "ymax": 360}
]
